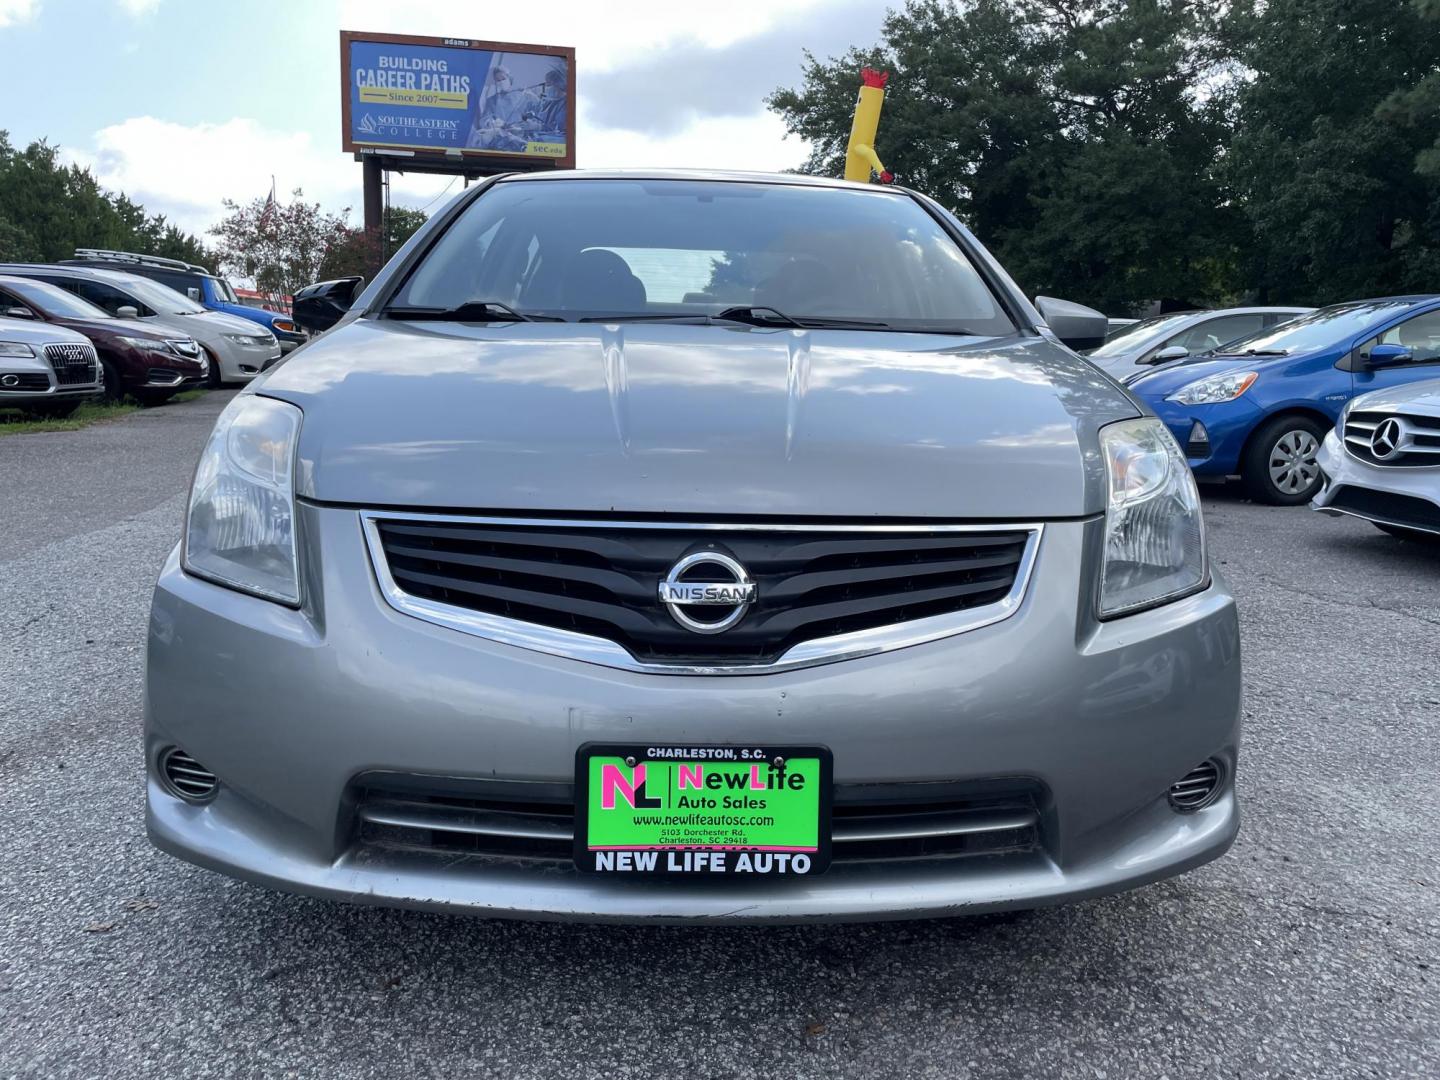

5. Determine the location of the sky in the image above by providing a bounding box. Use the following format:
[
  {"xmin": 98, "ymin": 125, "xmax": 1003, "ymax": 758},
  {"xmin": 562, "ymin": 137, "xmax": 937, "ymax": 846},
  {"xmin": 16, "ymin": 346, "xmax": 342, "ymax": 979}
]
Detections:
[{"xmin": 0, "ymin": 0, "xmax": 889, "ymax": 238}]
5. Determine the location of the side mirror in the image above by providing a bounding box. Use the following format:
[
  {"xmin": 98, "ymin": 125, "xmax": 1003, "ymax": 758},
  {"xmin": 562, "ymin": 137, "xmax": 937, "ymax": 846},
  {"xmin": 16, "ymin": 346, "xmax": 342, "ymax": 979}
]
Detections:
[
  {"xmin": 1035, "ymin": 295, "xmax": 1108, "ymax": 352},
  {"xmin": 1150, "ymin": 345, "xmax": 1190, "ymax": 364},
  {"xmin": 116, "ymin": 305, "xmax": 140, "ymax": 319},
  {"xmin": 3, "ymin": 306, "xmax": 34, "ymax": 319},
  {"xmin": 1366, "ymin": 342, "xmax": 1412, "ymax": 367},
  {"xmin": 293, "ymin": 277, "xmax": 364, "ymax": 334},
  {"xmin": 187, "ymin": 287, "xmax": 202, "ymax": 301}
]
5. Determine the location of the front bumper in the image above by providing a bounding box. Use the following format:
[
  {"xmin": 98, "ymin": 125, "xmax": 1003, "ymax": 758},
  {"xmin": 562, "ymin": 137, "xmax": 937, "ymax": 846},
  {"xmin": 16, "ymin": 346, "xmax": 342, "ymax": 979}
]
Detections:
[
  {"xmin": 1313, "ymin": 429, "xmax": 1440, "ymax": 535},
  {"xmin": 207, "ymin": 338, "xmax": 278, "ymax": 382},
  {"xmin": 1147, "ymin": 396, "xmax": 1262, "ymax": 477},
  {"xmin": 145, "ymin": 507, "xmax": 1242, "ymax": 923}
]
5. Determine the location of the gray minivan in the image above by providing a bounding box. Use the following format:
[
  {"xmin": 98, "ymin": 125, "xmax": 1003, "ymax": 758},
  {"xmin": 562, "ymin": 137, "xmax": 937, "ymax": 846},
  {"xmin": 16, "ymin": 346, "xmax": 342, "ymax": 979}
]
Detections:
[{"xmin": 145, "ymin": 170, "xmax": 1241, "ymax": 922}]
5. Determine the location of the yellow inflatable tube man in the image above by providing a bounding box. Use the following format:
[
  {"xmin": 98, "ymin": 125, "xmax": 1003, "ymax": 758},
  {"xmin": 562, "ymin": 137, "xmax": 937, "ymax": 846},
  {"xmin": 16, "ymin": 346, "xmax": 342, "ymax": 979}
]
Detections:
[{"xmin": 844, "ymin": 68, "xmax": 893, "ymax": 184}]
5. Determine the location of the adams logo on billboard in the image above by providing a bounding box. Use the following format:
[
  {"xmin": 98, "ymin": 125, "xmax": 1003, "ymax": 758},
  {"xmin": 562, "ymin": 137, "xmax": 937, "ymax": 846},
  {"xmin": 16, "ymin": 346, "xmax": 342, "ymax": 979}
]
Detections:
[{"xmin": 340, "ymin": 32, "xmax": 574, "ymax": 166}]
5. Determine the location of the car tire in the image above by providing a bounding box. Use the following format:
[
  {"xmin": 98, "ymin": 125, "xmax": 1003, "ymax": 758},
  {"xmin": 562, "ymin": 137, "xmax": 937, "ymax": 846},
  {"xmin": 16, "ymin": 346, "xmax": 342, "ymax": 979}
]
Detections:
[
  {"xmin": 25, "ymin": 399, "xmax": 82, "ymax": 418},
  {"xmin": 1241, "ymin": 415, "xmax": 1327, "ymax": 505},
  {"xmin": 203, "ymin": 345, "xmax": 222, "ymax": 389},
  {"xmin": 1374, "ymin": 522, "xmax": 1440, "ymax": 544},
  {"xmin": 97, "ymin": 356, "xmax": 124, "ymax": 403}
]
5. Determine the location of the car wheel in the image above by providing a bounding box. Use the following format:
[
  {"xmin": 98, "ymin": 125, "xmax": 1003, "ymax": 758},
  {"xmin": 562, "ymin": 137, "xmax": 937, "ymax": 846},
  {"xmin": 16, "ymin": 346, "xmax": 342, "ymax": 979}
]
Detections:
[
  {"xmin": 1374, "ymin": 522, "xmax": 1440, "ymax": 544},
  {"xmin": 1242, "ymin": 415, "xmax": 1326, "ymax": 505},
  {"xmin": 97, "ymin": 356, "xmax": 124, "ymax": 403},
  {"xmin": 203, "ymin": 345, "xmax": 222, "ymax": 389},
  {"xmin": 25, "ymin": 398, "xmax": 81, "ymax": 418}
]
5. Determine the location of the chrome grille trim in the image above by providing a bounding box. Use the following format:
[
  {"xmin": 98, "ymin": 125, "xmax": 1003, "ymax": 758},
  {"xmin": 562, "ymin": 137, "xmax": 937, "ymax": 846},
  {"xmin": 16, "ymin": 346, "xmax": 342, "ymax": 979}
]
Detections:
[
  {"xmin": 359, "ymin": 511, "xmax": 1044, "ymax": 676},
  {"xmin": 1343, "ymin": 409, "xmax": 1440, "ymax": 468},
  {"xmin": 42, "ymin": 342, "xmax": 99, "ymax": 385}
]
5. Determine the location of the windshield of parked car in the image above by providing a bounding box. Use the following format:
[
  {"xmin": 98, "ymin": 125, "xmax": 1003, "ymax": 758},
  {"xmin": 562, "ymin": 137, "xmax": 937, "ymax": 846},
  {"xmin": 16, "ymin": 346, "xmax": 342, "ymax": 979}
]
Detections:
[
  {"xmin": 0, "ymin": 276, "xmax": 113, "ymax": 319},
  {"xmin": 1211, "ymin": 301, "xmax": 1419, "ymax": 356},
  {"xmin": 387, "ymin": 179, "xmax": 1016, "ymax": 335},
  {"xmin": 109, "ymin": 273, "xmax": 209, "ymax": 315},
  {"xmin": 210, "ymin": 277, "xmax": 239, "ymax": 304},
  {"xmin": 1087, "ymin": 313, "xmax": 1194, "ymax": 358}
]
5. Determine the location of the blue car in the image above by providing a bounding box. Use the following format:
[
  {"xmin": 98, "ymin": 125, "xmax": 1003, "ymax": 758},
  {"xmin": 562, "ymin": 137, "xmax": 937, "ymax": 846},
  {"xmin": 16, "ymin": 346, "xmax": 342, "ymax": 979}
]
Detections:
[
  {"xmin": 65, "ymin": 250, "xmax": 306, "ymax": 353},
  {"xmin": 1127, "ymin": 296, "xmax": 1440, "ymax": 504}
]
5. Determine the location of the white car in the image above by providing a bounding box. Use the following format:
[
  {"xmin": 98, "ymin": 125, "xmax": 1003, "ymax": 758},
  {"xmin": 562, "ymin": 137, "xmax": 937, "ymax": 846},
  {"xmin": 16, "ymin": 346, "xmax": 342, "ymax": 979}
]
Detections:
[
  {"xmin": 1085, "ymin": 306, "xmax": 1313, "ymax": 382},
  {"xmin": 0, "ymin": 264, "xmax": 281, "ymax": 384},
  {"xmin": 1314, "ymin": 377, "xmax": 1440, "ymax": 541},
  {"xmin": 0, "ymin": 314, "xmax": 102, "ymax": 416}
]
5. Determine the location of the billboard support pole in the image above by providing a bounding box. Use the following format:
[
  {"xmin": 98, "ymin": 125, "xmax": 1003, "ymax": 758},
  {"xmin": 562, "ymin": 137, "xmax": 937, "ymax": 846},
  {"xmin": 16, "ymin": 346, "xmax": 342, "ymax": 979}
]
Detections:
[{"xmin": 363, "ymin": 157, "xmax": 383, "ymax": 235}]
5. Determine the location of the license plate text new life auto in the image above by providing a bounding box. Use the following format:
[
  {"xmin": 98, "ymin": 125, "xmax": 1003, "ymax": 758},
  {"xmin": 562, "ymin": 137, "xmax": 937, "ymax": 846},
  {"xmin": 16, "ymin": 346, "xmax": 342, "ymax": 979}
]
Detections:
[{"xmin": 574, "ymin": 744, "xmax": 832, "ymax": 876}]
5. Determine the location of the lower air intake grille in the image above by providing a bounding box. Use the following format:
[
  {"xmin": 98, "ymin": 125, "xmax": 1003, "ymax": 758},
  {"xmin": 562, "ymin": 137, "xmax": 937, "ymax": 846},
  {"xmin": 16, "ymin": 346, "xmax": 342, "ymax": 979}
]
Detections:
[
  {"xmin": 354, "ymin": 778, "xmax": 1044, "ymax": 866},
  {"xmin": 371, "ymin": 517, "xmax": 1034, "ymax": 667},
  {"xmin": 1327, "ymin": 485, "xmax": 1440, "ymax": 535},
  {"xmin": 1, "ymin": 373, "xmax": 51, "ymax": 391},
  {"xmin": 160, "ymin": 747, "xmax": 218, "ymax": 802},
  {"xmin": 1169, "ymin": 759, "xmax": 1223, "ymax": 812}
]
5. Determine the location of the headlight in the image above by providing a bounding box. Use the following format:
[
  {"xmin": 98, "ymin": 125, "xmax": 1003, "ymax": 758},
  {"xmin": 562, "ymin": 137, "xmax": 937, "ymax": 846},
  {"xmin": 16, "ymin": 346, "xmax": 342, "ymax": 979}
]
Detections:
[
  {"xmin": 271, "ymin": 319, "xmax": 299, "ymax": 335},
  {"xmin": 1098, "ymin": 417, "xmax": 1207, "ymax": 617},
  {"xmin": 183, "ymin": 395, "xmax": 302, "ymax": 604},
  {"xmin": 223, "ymin": 333, "xmax": 269, "ymax": 346},
  {"xmin": 119, "ymin": 335, "xmax": 175, "ymax": 354},
  {"xmin": 0, "ymin": 341, "xmax": 35, "ymax": 357},
  {"xmin": 1166, "ymin": 370, "xmax": 1258, "ymax": 405}
]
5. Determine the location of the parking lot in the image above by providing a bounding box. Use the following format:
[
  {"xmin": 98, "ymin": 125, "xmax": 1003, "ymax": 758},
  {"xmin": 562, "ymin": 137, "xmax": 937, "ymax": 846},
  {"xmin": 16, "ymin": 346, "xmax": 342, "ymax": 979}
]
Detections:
[{"xmin": 1, "ymin": 390, "xmax": 1436, "ymax": 1079}]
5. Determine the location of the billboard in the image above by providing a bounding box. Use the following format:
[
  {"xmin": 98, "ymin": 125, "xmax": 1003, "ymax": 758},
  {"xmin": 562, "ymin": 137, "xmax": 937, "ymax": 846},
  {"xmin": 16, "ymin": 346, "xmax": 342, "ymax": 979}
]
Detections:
[{"xmin": 340, "ymin": 32, "xmax": 574, "ymax": 167}]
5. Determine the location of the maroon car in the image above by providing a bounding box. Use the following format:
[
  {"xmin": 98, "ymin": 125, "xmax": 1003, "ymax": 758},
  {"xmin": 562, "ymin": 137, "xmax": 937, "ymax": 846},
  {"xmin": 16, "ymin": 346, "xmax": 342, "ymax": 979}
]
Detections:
[{"xmin": 0, "ymin": 274, "xmax": 207, "ymax": 404}]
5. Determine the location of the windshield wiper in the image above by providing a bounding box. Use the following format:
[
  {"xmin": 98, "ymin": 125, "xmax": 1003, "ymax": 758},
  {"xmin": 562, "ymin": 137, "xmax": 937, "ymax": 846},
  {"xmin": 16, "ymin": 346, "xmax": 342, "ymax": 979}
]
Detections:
[
  {"xmin": 1221, "ymin": 347, "xmax": 1289, "ymax": 357},
  {"xmin": 384, "ymin": 301, "xmax": 563, "ymax": 323}
]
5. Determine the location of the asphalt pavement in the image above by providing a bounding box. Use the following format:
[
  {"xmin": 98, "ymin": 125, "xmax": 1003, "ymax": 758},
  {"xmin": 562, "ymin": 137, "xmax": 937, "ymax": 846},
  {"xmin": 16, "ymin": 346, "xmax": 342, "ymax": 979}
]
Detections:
[{"xmin": 1, "ymin": 391, "xmax": 1436, "ymax": 1079}]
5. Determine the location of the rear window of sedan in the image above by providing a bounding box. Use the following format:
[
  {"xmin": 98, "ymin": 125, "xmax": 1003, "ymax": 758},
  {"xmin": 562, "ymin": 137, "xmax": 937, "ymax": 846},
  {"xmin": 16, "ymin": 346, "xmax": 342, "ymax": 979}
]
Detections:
[{"xmin": 389, "ymin": 179, "xmax": 1016, "ymax": 336}]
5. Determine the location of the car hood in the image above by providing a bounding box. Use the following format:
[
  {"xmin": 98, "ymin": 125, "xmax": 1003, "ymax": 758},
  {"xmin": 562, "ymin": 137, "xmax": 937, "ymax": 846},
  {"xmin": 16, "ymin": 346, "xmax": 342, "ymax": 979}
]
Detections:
[
  {"xmin": 261, "ymin": 320, "xmax": 1138, "ymax": 519},
  {"xmin": 1126, "ymin": 352, "xmax": 1300, "ymax": 396},
  {"xmin": 181, "ymin": 310, "xmax": 270, "ymax": 337},
  {"xmin": 1351, "ymin": 375, "xmax": 1440, "ymax": 416},
  {"xmin": 0, "ymin": 315, "xmax": 88, "ymax": 346}
]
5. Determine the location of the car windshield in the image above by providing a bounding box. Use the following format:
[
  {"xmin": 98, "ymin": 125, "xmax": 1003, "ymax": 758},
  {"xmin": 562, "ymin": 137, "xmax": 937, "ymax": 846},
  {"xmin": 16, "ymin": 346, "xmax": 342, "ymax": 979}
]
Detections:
[
  {"xmin": 110, "ymin": 273, "xmax": 208, "ymax": 314},
  {"xmin": 1, "ymin": 276, "xmax": 112, "ymax": 319},
  {"xmin": 387, "ymin": 179, "xmax": 1015, "ymax": 335},
  {"xmin": 1212, "ymin": 301, "xmax": 1419, "ymax": 355},
  {"xmin": 210, "ymin": 277, "xmax": 239, "ymax": 304},
  {"xmin": 1087, "ymin": 313, "xmax": 1195, "ymax": 358}
]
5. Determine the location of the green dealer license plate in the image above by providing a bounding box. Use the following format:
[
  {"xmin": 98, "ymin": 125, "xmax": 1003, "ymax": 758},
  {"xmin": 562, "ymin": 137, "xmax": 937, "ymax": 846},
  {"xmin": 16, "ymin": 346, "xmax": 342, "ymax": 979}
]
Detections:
[{"xmin": 574, "ymin": 744, "xmax": 832, "ymax": 877}]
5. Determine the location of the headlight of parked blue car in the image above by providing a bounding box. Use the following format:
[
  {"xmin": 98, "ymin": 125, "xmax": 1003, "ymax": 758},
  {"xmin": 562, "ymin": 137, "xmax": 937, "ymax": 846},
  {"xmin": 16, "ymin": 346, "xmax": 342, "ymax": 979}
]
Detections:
[
  {"xmin": 1166, "ymin": 370, "xmax": 1258, "ymax": 405},
  {"xmin": 183, "ymin": 394, "xmax": 302, "ymax": 605},
  {"xmin": 1098, "ymin": 417, "xmax": 1207, "ymax": 617}
]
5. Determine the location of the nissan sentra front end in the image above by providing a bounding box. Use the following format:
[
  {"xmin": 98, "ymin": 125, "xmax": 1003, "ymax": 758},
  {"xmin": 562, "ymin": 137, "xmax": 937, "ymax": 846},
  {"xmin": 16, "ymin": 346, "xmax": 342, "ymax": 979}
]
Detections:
[{"xmin": 145, "ymin": 171, "xmax": 1241, "ymax": 923}]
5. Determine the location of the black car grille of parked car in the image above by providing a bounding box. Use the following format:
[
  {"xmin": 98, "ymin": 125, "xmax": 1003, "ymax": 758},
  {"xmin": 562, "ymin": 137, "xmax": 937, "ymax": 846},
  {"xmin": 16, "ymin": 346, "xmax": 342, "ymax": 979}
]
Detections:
[
  {"xmin": 1343, "ymin": 409, "xmax": 1440, "ymax": 467},
  {"xmin": 372, "ymin": 518, "xmax": 1033, "ymax": 666},
  {"xmin": 43, "ymin": 343, "xmax": 98, "ymax": 385},
  {"xmin": 352, "ymin": 775, "xmax": 1045, "ymax": 867},
  {"xmin": 1, "ymin": 372, "xmax": 52, "ymax": 391},
  {"xmin": 1326, "ymin": 485, "xmax": 1440, "ymax": 534}
]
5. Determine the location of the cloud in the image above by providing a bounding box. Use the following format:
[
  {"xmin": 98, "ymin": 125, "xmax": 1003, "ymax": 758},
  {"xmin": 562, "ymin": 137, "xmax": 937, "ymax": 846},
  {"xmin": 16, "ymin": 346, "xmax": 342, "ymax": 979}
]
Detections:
[
  {"xmin": 0, "ymin": 0, "xmax": 38, "ymax": 29},
  {"xmin": 116, "ymin": 0, "xmax": 161, "ymax": 14},
  {"xmin": 583, "ymin": 0, "xmax": 886, "ymax": 135}
]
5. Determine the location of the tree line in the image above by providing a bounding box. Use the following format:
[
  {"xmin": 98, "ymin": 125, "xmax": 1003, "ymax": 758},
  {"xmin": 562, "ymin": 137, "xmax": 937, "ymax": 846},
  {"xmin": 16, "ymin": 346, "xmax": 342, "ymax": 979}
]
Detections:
[{"xmin": 769, "ymin": 0, "xmax": 1440, "ymax": 314}]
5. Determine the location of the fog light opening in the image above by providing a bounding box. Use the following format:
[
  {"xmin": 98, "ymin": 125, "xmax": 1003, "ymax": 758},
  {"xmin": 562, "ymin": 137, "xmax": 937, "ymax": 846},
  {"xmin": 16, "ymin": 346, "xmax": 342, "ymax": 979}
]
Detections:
[
  {"xmin": 0, "ymin": 374, "xmax": 19, "ymax": 387},
  {"xmin": 1169, "ymin": 758, "xmax": 1224, "ymax": 812},
  {"xmin": 1186, "ymin": 421, "xmax": 1210, "ymax": 458},
  {"xmin": 159, "ymin": 746, "xmax": 219, "ymax": 803}
]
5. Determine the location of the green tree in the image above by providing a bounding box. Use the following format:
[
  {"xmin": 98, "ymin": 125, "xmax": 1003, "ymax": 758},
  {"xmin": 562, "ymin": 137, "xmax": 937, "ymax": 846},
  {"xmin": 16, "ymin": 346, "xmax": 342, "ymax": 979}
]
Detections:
[
  {"xmin": 769, "ymin": 1, "xmax": 1241, "ymax": 312},
  {"xmin": 1224, "ymin": 0, "xmax": 1440, "ymax": 304},
  {"xmin": 0, "ymin": 130, "xmax": 213, "ymax": 266},
  {"xmin": 210, "ymin": 188, "xmax": 353, "ymax": 301}
]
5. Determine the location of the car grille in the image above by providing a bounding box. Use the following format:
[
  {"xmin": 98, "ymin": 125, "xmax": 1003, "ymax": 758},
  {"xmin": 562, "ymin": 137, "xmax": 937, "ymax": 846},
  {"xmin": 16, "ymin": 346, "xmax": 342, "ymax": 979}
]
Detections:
[
  {"xmin": 353, "ymin": 777, "xmax": 1044, "ymax": 866},
  {"xmin": 370, "ymin": 517, "xmax": 1035, "ymax": 667},
  {"xmin": 166, "ymin": 339, "xmax": 200, "ymax": 358},
  {"xmin": 1, "ymin": 372, "xmax": 51, "ymax": 391},
  {"xmin": 1326, "ymin": 484, "xmax": 1440, "ymax": 534},
  {"xmin": 1343, "ymin": 410, "xmax": 1440, "ymax": 467},
  {"xmin": 43, "ymin": 343, "xmax": 98, "ymax": 386}
]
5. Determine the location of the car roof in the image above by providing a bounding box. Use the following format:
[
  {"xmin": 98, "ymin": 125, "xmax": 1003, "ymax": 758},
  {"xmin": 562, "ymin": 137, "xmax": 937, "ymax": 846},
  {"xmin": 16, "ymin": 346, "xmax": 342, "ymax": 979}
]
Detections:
[{"xmin": 0, "ymin": 263, "xmax": 149, "ymax": 288}]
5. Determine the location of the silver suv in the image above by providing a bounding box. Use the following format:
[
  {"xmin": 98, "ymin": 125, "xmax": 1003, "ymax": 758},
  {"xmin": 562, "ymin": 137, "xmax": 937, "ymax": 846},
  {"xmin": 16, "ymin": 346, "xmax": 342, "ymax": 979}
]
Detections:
[
  {"xmin": 145, "ymin": 171, "xmax": 1241, "ymax": 922},
  {"xmin": 0, "ymin": 315, "xmax": 101, "ymax": 416}
]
